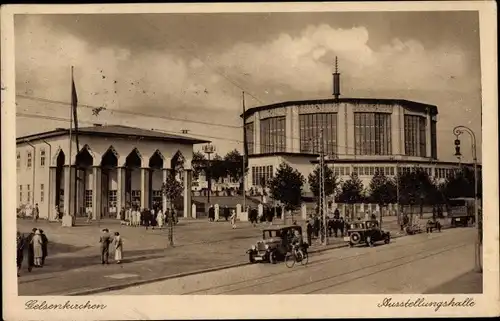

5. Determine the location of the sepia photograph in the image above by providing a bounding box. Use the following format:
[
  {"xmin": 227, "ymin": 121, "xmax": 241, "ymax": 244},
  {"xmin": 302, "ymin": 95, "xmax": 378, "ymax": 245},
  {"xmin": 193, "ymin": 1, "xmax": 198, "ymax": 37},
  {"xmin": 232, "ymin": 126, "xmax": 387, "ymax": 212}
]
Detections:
[{"xmin": 1, "ymin": 2, "xmax": 498, "ymax": 320}]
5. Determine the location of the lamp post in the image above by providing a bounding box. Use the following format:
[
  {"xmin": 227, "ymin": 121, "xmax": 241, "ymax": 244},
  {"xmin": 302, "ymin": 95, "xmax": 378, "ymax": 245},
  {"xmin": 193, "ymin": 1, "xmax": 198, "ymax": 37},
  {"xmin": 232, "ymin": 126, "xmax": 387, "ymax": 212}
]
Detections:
[
  {"xmin": 453, "ymin": 125, "xmax": 481, "ymax": 273},
  {"xmin": 202, "ymin": 143, "xmax": 216, "ymax": 208}
]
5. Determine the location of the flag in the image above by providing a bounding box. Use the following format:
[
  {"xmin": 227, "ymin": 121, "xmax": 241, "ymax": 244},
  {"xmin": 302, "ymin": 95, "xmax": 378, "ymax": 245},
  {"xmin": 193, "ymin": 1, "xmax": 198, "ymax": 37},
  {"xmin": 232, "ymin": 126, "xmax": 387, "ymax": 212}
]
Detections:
[
  {"xmin": 71, "ymin": 68, "xmax": 80, "ymax": 152},
  {"xmin": 242, "ymin": 91, "xmax": 249, "ymax": 170}
]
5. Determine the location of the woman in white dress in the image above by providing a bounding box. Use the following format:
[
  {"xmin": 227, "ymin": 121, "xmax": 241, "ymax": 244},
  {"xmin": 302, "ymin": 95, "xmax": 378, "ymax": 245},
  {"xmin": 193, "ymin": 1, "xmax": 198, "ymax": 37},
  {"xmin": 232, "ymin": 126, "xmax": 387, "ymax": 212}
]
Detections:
[
  {"xmin": 156, "ymin": 209, "xmax": 164, "ymax": 229},
  {"xmin": 113, "ymin": 232, "xmax": 123, "ymax": 264},
  {"xmin": 230, "ymin": 210, "xmax": 237, "ymax": 229}
]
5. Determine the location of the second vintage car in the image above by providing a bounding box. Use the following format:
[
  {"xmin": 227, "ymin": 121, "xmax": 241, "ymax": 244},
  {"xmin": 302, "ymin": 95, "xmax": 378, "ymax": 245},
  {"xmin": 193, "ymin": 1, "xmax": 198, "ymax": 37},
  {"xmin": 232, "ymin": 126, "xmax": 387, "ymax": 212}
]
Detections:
[
  {"xmin": 246, "ymin": 225, "xmax": 308, "ymax": 264},
  {"xmin": 344, "ymin": 220, "xmax": 391, "ymax": 247}
]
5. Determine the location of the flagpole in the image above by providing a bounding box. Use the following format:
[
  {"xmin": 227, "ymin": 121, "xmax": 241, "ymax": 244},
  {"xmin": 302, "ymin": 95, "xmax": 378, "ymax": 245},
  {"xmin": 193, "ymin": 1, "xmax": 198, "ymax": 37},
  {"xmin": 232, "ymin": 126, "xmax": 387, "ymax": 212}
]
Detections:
[
  {"xmin": 242, "ymin": 91, "xmax": 247, "ymax": 212},
  {"xmin": 68, "ymin": 66, "xmax": 74, "ymax": 219}
]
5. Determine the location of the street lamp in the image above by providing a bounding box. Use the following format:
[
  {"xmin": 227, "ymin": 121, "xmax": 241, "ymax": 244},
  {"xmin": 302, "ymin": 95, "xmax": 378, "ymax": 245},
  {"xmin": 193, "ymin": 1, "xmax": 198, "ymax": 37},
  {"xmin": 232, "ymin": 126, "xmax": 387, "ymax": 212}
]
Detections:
[
  {"xmin": 453, "ymin": 125, "xmax": 481, "ymax": 273},
  {"xmin": 202, "ymin": 143, "xmax": 216, "ymax": 208}
]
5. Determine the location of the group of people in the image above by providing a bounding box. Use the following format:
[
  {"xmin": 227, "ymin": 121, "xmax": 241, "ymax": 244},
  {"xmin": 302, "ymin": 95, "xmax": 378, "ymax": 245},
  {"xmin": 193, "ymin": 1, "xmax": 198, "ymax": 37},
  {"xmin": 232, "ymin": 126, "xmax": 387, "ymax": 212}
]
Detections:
[
  {"xmin": 99, "ymin": 229, "xmax": 123, "ymax": 264},
  {"xmin": 305, "ymin": 209, "xmax": 350, "ymax": 245},
  {"xmin": 16, "ymin": 228, "xmax": 49, "ymax": 276},
  {"xmin": 117, "ymin": 205, "xmax": 178, "ymax": 229},
  {"xmin": 248, "ymin": 206, "xmax": 279, "ymax": 226},
  {"xmin": 207, "ymin": 205, "xmax": 237, "ymax": 228}
]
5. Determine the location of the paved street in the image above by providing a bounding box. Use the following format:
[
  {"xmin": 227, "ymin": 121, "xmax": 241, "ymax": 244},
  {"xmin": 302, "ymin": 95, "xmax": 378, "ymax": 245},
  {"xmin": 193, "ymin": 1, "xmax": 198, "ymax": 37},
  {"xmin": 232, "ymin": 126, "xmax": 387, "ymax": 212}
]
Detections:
[
  {"xmin": 16, "ymin": 214, "xmax": 446, "ymax": 295},
  {"xmin": 102, "ymin": 228, "xmax": 479, "ymax": 295}
]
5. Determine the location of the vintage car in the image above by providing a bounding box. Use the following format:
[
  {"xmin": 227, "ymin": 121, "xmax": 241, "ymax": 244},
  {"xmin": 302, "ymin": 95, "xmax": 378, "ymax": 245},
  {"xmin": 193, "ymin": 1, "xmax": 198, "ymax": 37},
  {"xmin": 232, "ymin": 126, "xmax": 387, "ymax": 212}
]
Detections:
[
  {"xmin": 344, "ymin": 220, "xmax": 390, "ymax": 247},
  {"xmin": 448, "ymin": 198, "xmax": 475, "ymax": 227},
  {"xmin": 246, "ymin": 225, "xmax": 308, "ymax": 264}
]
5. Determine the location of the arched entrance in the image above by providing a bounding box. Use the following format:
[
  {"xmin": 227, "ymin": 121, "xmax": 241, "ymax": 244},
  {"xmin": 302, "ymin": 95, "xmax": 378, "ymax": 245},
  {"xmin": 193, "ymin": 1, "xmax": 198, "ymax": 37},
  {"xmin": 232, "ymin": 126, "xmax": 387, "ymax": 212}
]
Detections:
[
  {"xmin": 149, "ymin": 150, "xmax": 164, "ymax": 209},
  {"xmin": 170, "ymin": 150, "xmax": 186, "ymax": 216},
  {"xmin": 55, "ymin": 150, "xmax": 65, "ymax": 211},
  {"xmin": 75, "ymin": 145, "xmax": 94, "ymax": 217},
  {"xmin": 101, "ymin": 147, "xmax": 118, "ymax": 218},
  {"xmin": 125, "ymin": 148, "xmax": 142, "ymax": 209}
]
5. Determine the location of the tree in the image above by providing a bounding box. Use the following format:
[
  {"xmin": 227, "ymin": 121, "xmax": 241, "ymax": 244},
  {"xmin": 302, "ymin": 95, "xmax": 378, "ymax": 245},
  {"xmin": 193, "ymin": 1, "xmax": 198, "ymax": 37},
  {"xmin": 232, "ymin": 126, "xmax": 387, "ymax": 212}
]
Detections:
[
  {"xmin": 368, "ymin": 171, "xmax": 397, "ymax": 226},
  {"xmin": 442, "ymin": 167, "xmax": 482, "ymax": 200},
  {"xmin": 223, "ymin": 149, "xmax": 245, "ymax": 182},
  {"xmin": 267, "ymin": 162, "xmax": 304, "ymax": 224},
  {"xmin": 191, "ymin": 151, "xmax": 206, "ymax": 180},
  {"xmin": 308, "ymin": 164, "xmax": 340, "ymax": 215},
  {"xmin": 336, "ymin": 173, "xmax": 364, "ymax": 219},
  {"xmin": 397, "ymin": 167, "xmax": 435, "ymax": 220},
  {"xmin": 162, "ymin": 171, "xmax": 183, "ymax": 247},
  {"xmin": 209, "ymin": 154, "xmax": 226, "ymax": 183}
]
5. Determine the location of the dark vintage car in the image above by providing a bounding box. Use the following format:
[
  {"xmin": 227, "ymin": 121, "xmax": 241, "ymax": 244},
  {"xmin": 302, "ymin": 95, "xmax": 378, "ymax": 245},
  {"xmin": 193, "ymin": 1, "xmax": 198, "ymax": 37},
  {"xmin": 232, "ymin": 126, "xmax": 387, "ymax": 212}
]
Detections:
[
  {"xmin": 344, "ymin": 220, "xmax": 390, "ymax": 247},
  {"xmin": 447, "ymin": 198, "xmax": 476, "ymax": 227},
  {"xmin": 246, "ymin": 225, "xmax": 308, "ymax": 264}
]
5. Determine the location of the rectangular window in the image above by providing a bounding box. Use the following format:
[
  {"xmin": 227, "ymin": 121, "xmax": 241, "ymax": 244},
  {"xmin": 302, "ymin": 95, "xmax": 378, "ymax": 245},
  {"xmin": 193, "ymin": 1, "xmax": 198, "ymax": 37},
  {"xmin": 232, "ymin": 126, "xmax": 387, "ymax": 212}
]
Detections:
[
  {"xmin": 40, "ymin": 148, "xmax": 46, "ymax": 167},
  {"xmin": 17, "ymin": 152, "xmax": 21, "ymax": 168},
  {"xmin": 245, "ymin": 122, "xmax": 254, "ymax": 155},
  {"xmin": 389, "ymin": 167, "xmax": 395, "ymax": 176},
  {"xmin": 27, "ymin": 184, "xmax": 31, "ymax": 202},
  {"xmin": 260, "ymin": 116, "xmax": 286, "ymax": 154},
  {"xmin": 109, "ymin": 190, "xmax": 117, "ymax": 208},
  {"xmin": 85, "ymin": 190, "xmax": 93, "ymax": 207},
  {"xmin": 299, "ymin": 113, "xmax": 338, "ymax": 157},
  {"xmin": 354, "ymin": 113, "xmax": 391, "ymax": 155},
  {"xmin": 27, "ymin": 151, "xmax": 32, "ymax": 168},
  {"xmin": 40, "ymin": 184, "xmax": 44, "ymax": 202},
  {"xmin": 19, "ymin": 185, "xmax": 22, "ymax": 202},
  {"xmin": 404, "ymin": 115, "xmax": 427, "ymax": 157}
]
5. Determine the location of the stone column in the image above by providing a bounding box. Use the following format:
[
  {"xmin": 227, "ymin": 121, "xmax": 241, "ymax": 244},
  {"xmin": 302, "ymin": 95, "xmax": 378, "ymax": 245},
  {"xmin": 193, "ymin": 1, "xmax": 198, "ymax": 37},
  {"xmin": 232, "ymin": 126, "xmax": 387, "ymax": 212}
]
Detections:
[
  {"xmin": 48, "ymin": 167, "xmax": 57, "ymax": 221},
  {"xmin": 63, "ymin": 166, "xmax": 75, "ymax": 216},
  {"xmin": 346, "ymin": 105, "xmax": 355, "ymax": 156},
  {"xmin": 183, "ymin": 169, "xmax": 192, "ymax": 218},
  {"xmin": 117, "ymin": 167, "xmax": 126, "ymax": 212},
  {"xmin": 162, "ymin": 168, "xmax": 169, "ymax": 211},
  {"xmin": 191, "ymin": 203, "xmax": 197, "ymax": 219},
  {"xmin": 301, "ymin": 203, "xmax": 307, "ymax": 220},
  {"xmin": 215, "ymin": 204, "xmax": 220, "ymax": 221},
  {"xmin": 140, "ymin": 167, "xmax": 150, "ymax": 209},
  {"xmin": 92, "ymin": 166, "xmax": 102, "ymax": 220}
]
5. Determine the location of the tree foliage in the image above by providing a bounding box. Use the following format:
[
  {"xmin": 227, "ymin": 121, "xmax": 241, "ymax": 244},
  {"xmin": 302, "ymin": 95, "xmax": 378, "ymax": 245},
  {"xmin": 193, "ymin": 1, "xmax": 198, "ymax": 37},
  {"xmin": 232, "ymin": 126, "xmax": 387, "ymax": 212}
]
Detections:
[
  {"xmin": 368, "ymin": 171, "xmax": 397, "ymax": 205},
  {"xmin": 336, "ymin": 173, "xmax": 365, "ymax": 204},
  {"xmin": 397, "ymin": 167, "xmax": 436, "ymax": 205},
  {"xmin": 223, "ymin": 149, "xmax": 245, "ymax": 182},
  {"xmin": 267, "ymin": 162, "xmax": 304, "ymax": 211},
  {"xmin": 191, "ymin": 151, "xmax": 206, "ymax": 180},
  {"xmin": 161, "ymin": 170, "xmax": 184, "ymax": 247},
  {"xmin": 441, "ymin": 167, "xmax": 482, "ymax": 200},
  {"xmin": 308, "ymin": 164, "xmax": 340, "ymax": 199}
]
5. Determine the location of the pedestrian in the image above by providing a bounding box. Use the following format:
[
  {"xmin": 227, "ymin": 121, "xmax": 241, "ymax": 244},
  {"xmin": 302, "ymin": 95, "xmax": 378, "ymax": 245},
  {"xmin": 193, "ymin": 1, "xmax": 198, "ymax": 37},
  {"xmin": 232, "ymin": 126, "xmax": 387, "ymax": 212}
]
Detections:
[
  {"xmin": 306, "ymin": 220, "xmax": 313, "ymax": 245},
  {"xmin": 16, "ymin": 231, "xmax": 25, "ymax": 276},
  {"xmin": 230, "ymin": 209, "xmax": 237, "ymax": 229},
  {"xmin": 339, "ymin": 217, "xmax": 345, "ymax": 237},
  {"xmin": 31, "ymin": 230, "xmax": 43, "ymax": 267},
  {"xmin": 26, "ymin": 228, "xmax": 37, "ymax": 272},
  {"xmin": 86, "ymin": 208, "xmax": 93, "ymax": 223},
  {"xmin": 39, "ymin": 229, "xmax": 48, "ymax": 266},
  {"xmin": 113, "ymin": 232, "xmax": 123, "ymax": 264},
  {"xmin": 32, "ymin": 203, "xmax": 40, "ymax": 222},
  {"xmin": 157, "ymin": 208, "xmax": 164, "ymax": 229},
  {"xmin": 99, "ymin": 228, "xmax": 112, "ymax": 264},
  {"xmin": 208, "ymin": 205, "xmax": 215, "ymax": 222},
  {"xmin": 150, "ymin": 208, "xmax": 157, "ymax": 229}
]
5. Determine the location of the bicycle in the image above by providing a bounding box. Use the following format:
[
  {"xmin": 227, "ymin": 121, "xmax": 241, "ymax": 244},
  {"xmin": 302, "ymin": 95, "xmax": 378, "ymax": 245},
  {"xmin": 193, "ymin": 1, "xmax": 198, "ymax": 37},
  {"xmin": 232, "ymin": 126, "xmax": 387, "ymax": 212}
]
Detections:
[{"xmin": 285, "ymin": 244, "xmax": 308, "ymax": 268}]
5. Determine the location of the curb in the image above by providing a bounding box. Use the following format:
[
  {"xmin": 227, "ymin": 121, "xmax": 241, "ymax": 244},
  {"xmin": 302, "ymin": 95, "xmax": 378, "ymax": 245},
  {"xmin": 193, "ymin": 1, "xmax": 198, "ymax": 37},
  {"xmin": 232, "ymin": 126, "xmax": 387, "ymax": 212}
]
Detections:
[{"xmin": 65, "ymin": 229, "xmax": 443, "ymax": 296}]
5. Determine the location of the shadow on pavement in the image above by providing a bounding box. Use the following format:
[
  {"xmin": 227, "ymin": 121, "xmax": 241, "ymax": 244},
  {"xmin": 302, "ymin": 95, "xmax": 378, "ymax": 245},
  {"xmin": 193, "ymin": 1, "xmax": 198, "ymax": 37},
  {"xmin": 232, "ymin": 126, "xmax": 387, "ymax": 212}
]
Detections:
[{"xmin": 424, "ymin": 270, "xmax": 483, "ymax": 294}]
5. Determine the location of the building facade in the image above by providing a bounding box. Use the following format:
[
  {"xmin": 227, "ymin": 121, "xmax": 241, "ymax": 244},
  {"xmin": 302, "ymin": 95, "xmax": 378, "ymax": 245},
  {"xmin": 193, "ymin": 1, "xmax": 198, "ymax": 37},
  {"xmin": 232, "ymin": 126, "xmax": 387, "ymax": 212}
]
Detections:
[
  {"xmin": 242, "ymin": 98, "xmax": 476, "ymax": 193},
  {"xmin": 16, "ymin": 125, "xmax": 208, "ymax": 220}
]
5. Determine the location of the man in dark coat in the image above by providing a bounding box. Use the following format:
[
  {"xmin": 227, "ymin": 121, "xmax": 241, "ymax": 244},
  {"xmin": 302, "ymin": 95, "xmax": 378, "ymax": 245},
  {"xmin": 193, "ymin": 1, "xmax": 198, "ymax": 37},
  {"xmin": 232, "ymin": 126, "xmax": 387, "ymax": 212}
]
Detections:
[
  {"xmin": 313, "ymin": 216, "xmax": 320, "ymax": 238},
  {"xmin": 99, "ymin": 229, "xmax": 111, "ymax": 264},
  {"xmin": 208, "ymin": 205, "xmax": 215, "ymax": 222},
  {"xmin": 39, "ymin": 229, "xmax": 49, "ymax": 266},
  {"xmin": 26, "ymin": 228, "xmax": 37, "ymax": 272},
  {"xmin": 306, "ymin": 220, "xmax": 313, "ymax": 245}
]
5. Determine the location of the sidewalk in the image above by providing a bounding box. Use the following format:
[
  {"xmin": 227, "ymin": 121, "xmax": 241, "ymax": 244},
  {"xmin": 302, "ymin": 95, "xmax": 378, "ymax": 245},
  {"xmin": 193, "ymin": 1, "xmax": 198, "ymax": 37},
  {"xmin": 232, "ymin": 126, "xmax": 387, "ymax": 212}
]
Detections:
[
  {"xmin": 16, "ymin": 214, "xmax": 446, "ymax": 296},
  {"xmin": 17, "ymin": 218, "xmax": 344, "ymax": 296}
]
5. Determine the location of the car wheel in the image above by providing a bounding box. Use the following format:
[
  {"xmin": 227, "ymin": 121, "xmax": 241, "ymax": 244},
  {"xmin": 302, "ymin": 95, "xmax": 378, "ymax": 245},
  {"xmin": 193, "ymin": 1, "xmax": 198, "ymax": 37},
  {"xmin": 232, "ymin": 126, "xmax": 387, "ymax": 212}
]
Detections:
[
  {"xmin": 249, "ymin": 253, "xmax": 255, "ymax": 263},
  {"xmin": 269, "ymin": 251, "xmax": 277, "ymax": 264},
  {"xmin": 350, "ymin": 232, "xmax": 361, "ymax": 244}
]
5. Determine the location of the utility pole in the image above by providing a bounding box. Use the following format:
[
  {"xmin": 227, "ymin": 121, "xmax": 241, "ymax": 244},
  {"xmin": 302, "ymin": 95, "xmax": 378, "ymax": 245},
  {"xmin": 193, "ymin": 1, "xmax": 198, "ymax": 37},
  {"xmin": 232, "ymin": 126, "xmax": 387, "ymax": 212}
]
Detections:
[
  {"xmin": 453, "ymin": 125, "xmax": 481, "ymax": 273},
  {"xmin": 203, "ymin": 143, "xmax": 215, "ymax": 210},
  {"xmin": 319, "ymin": 130, "xmax": 328, "ymax": 246}
]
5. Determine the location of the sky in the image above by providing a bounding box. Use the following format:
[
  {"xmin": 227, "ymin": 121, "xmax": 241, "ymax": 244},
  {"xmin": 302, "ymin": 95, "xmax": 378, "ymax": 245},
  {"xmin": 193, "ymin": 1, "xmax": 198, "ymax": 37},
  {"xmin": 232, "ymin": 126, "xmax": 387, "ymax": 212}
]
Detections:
[{"xmin": 15, "ymin": 11, "xmax": 482, "ymax": 162}]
